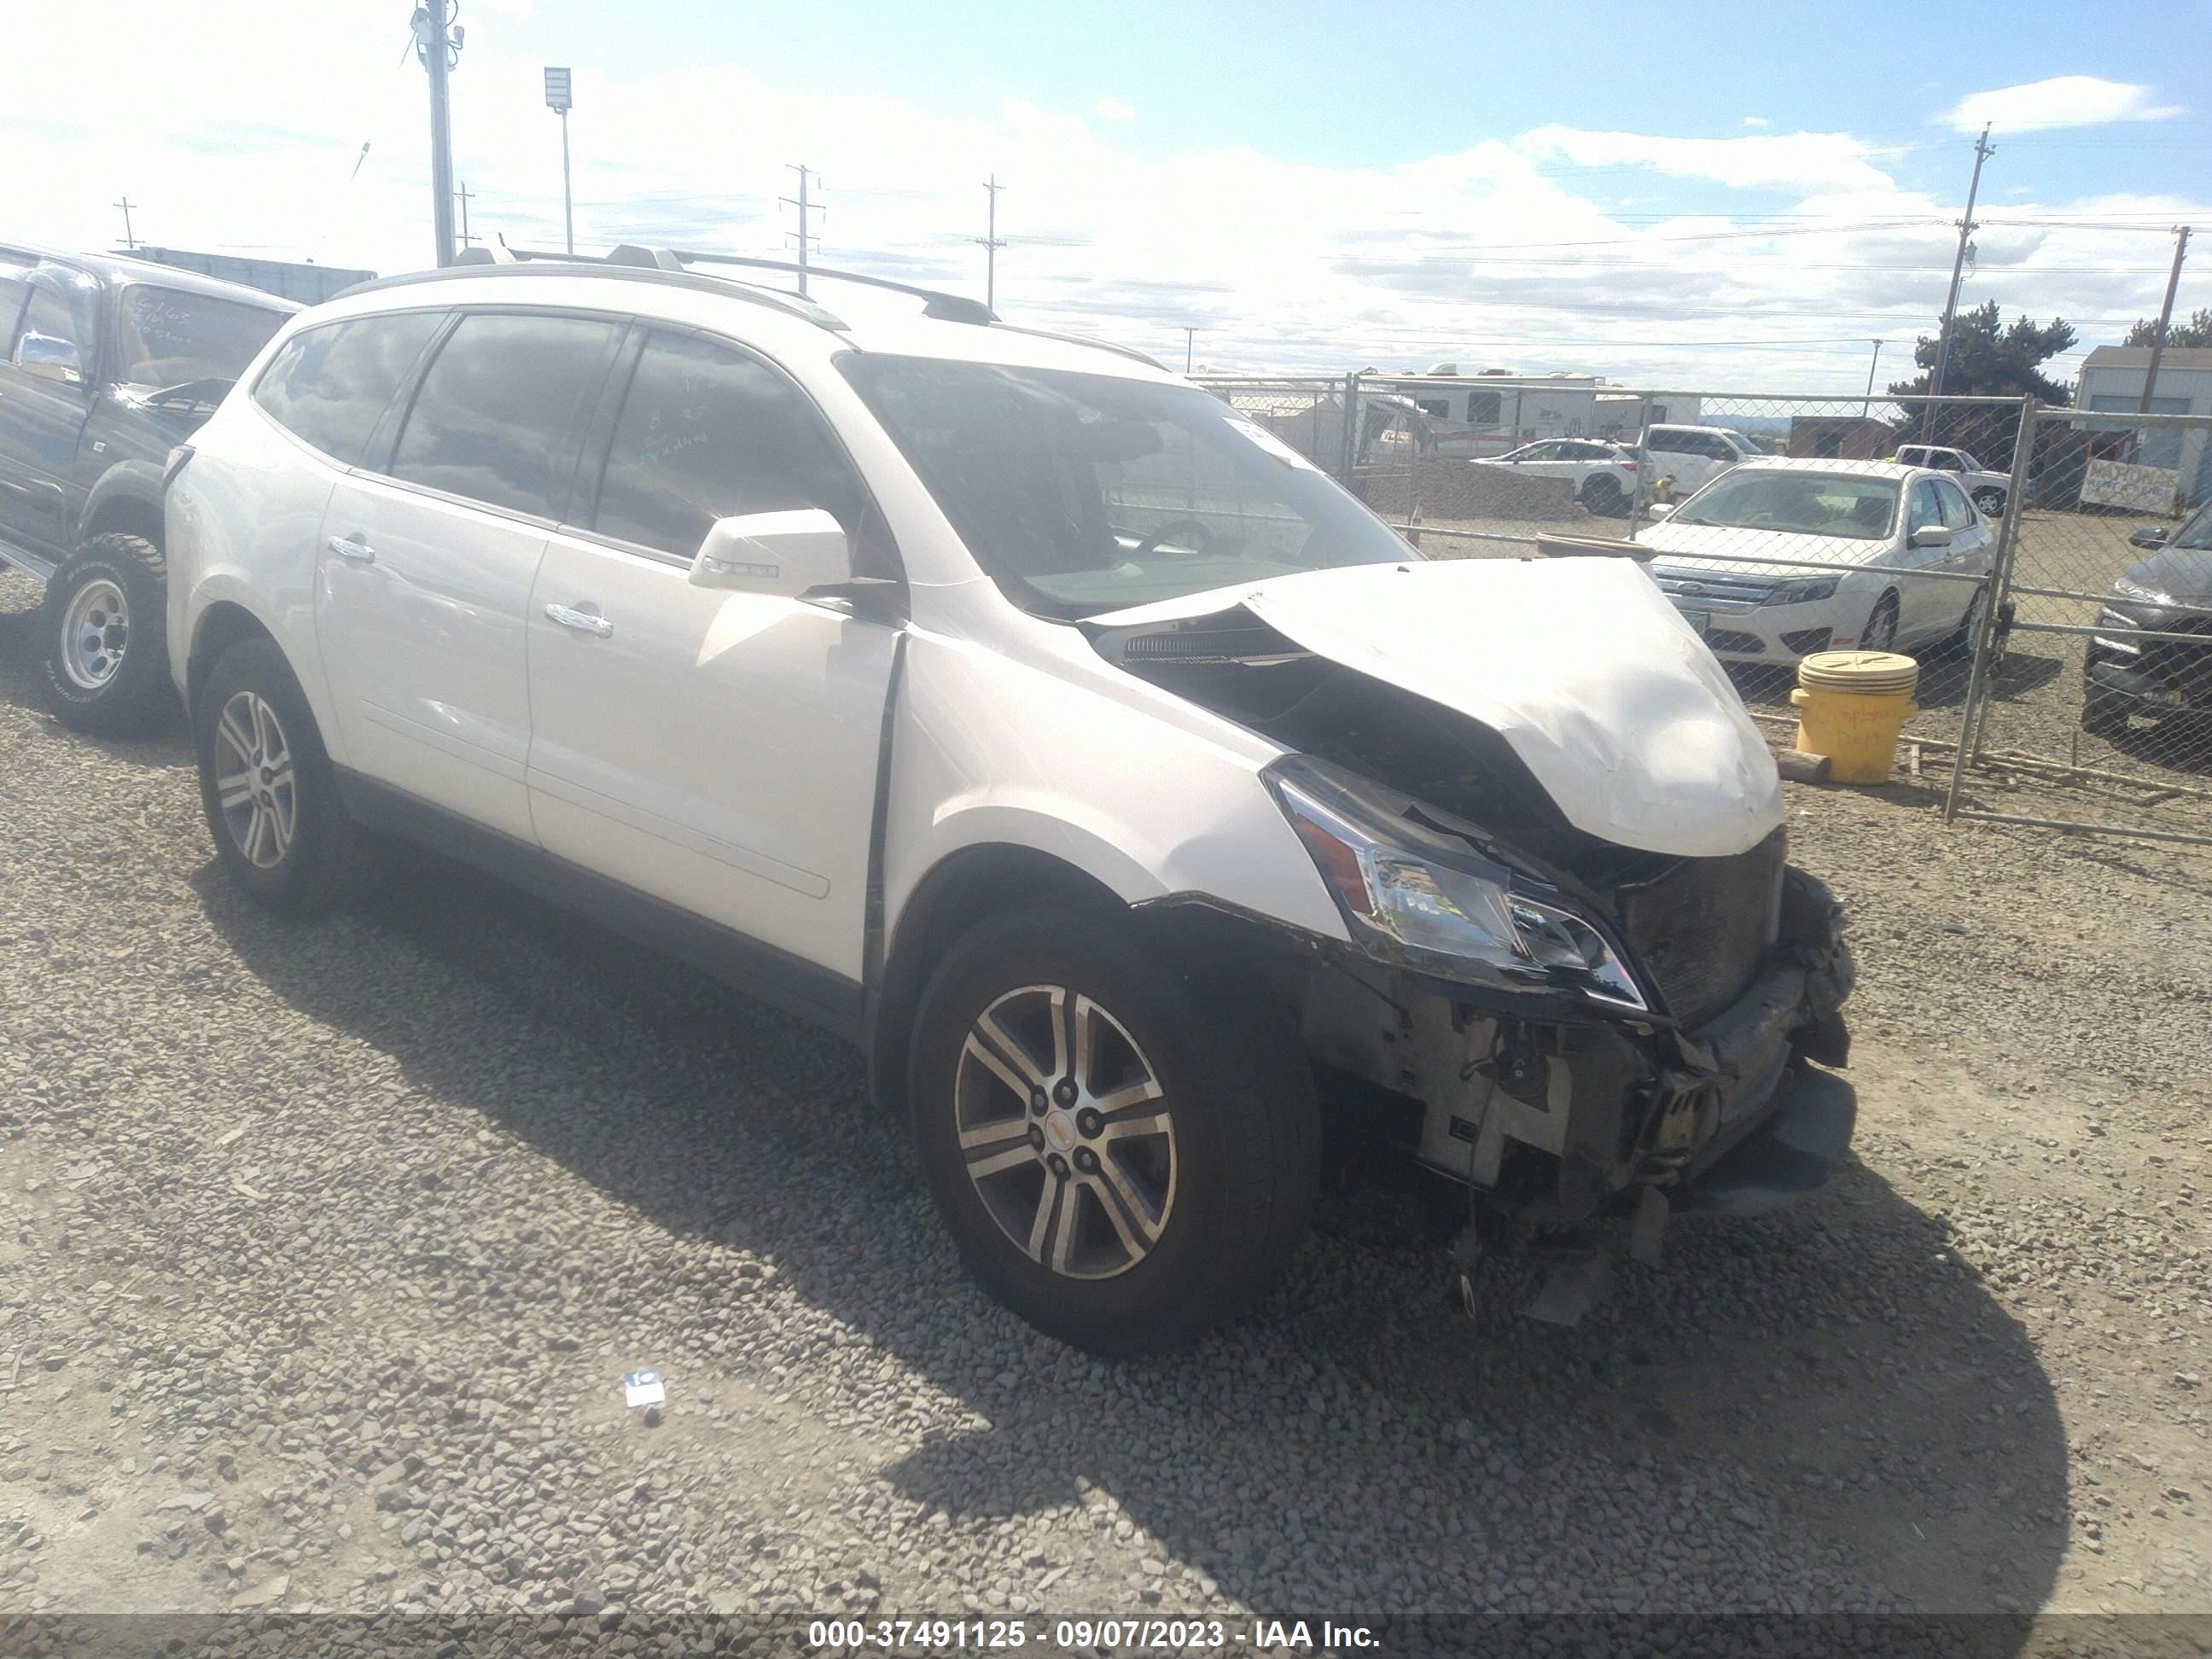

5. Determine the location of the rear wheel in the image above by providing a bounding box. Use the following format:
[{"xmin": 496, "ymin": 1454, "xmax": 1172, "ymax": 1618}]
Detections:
[
  {"xmin": 908, "ymin": 909, "xmax": 1319, "ymax": 1355},
  {"xmin": 1580, "ymin": 474, "xmax": 1624, "ymax": 517},
  {"xmin": 194, "ymin": 636, "xmax": 387, "ymax": 915},
  {"xmin": 1972, "ymin": 486, "xmax": 2006, "ymax": 516},
  {"xmin": 2081, "ymin": 687, "xmax": 2132, "ymax": 739},
  {"xmin": 40, "ymin": 533, "xmax": 173, "ymax": 736}
]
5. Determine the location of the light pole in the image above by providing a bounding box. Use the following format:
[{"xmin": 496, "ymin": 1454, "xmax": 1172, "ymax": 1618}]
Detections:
[
  {"xmin": 410, "ymin": 0, "xmax": 465, "ymax": 267},
  {"xmin": 544, "ymin": 67, "xmax": 574, "ymax": 255}
]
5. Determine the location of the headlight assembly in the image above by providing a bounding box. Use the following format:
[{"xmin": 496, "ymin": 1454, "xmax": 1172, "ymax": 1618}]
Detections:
[
  {"xmin": 1264, "ymin": 756, "xmax": 1647, "ymax": 1012},
  {"xmin": 1761, "ymin": 576, "xmax": 1840, "ymax": 606},
  {"xmin": 2112, "ymin": 577, "xmax": 2175, "ymax": 608}
]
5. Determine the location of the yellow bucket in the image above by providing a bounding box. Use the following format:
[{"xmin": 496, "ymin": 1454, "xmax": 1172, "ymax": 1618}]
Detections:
[{"xmin": 1790, "ymin": 650, "xmax": 1920, "ymax": 784}]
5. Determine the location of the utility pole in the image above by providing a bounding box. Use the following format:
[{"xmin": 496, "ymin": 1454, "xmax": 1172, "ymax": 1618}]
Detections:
[
  {"xmin": 454, "ymin": 180, "xmax": 475, "ymax": 248},
  {"xmin": 114, "ymin": 198, "xmax": 139, "ymax": 250},
  {"xmin": 782, "ymin": 165, "xmax": 819, "ymax": 296},
  {"xmin": 1863, "ymin": 339, "xmax": 1883, "ymax": 416},
  {"xmin": 1924, "ymin": 123, "xmax": 1995, "ymax": 439},
  {"xmin": 544, "ymin": 67, "xmax": 574, "ymax": 255},
  {"xmin": 414, "ymin": 0, "xmax": 461, "ymax": 267},
  {"xmin": 1184, "ymin": 328, "xmax": 1196, "ymax": 374},
  {"xmin": 975, "ymin": 176, "xmax": 1006, "ymax": 311},
  {"xmin": 2138, "ymin": 224, "xmax": 2192, "ymax": 414}
]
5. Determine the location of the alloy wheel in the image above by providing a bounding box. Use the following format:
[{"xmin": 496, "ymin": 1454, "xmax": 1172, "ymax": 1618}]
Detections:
[
  {"xmin": 1862, "ymin": 597, "xmax": 1899, "ymax": 653},
  {"xmin": 213, "ymin": 691, "xmax": 298, "ymax": 870},
  {"xmin": 60, "ymin": 579, "xmax": 130, "ymax": 691},
  {"xmin": 953, "ymin": 984, "xmax": 1177, "ymax": 1280}
]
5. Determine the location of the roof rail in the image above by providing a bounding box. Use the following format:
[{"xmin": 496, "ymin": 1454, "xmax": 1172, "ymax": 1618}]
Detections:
[
  {"xmin": 987, "ymin": 322, "xmax": 1169, "ymax": 373},
  {"xmin": 490, "ymin": 242, "xmax": 993, "ymax": 324},
  {"xmin": 331, "ymin": 254, "xmax": 850, "ymax": 330}
]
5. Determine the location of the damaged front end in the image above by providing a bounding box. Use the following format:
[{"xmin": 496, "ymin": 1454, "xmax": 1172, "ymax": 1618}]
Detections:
[{"xmin": 1097, "ymin": 593, "xmax": 1855, "ymax": 1237}]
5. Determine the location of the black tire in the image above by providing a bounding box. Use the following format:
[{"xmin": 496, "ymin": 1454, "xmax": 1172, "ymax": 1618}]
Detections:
[
  {"xmin": 1972, "ymin": 486, "xmax": 2005, "ymax": 517},
  {"xmin": 194, "ymin": 635, "xmax": 387, "ymax": 915},
  {"xmin": 1580, "ymin": 475, "xmax": 1624, "ymax": 517},
  {"xmin": 2081, "ymin": 687, "xmax": 2132, "ymax": 740},
  {"xmin": 908, "ymin": 908, "xmax": 1319, "ymax": 1355},
  {"xmin": 1937, "ymin": 583, "xmax": 1992, "ymax": 663},
  {"xmin": 39, "ymin": 533, "xmax": 173, "ymax": 736},
  {"xmin": 1859, "ymin": 591, "xmax": 1900, "ymax": 654}
]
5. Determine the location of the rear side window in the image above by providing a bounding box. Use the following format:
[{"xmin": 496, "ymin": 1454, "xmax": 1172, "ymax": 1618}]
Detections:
[
  {"xmin": 253, "ymin": 311, "xmax": 443, "ymax": 466},
  {"xmin": 590, "ymin": 329, "xmax": 869, "ymax": 558},
  {"xmin": 1647, "ymin": 430, "xmax": 1685, "ymax": 453},
  {"xmin": 390, "ymin": 311, "xmax": 622, "ymax": 519}
]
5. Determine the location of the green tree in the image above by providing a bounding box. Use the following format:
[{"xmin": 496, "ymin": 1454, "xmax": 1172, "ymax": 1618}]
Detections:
[
  {"xmin": 2124, "ymin": 307, "xmax": 2212, "ymax": 348},
  {"xmin": 1886, "ymin": 301, "xmax": 2076, "ymax": 451}
]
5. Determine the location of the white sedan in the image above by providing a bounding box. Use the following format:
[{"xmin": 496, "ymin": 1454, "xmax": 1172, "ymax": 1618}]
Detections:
[
  {"xmin": 1633, "ymin": 459, "xmax": 1994, "ymax": 663},
  {"xmin": 1476, "ymin": 438, "xmax": 1640, "ymax": 516}
]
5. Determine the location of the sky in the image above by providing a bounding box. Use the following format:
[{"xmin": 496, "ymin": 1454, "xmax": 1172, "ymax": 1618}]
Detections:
[{"xmin": 4, "ymin": 0, "xmax": 2209, "ymax": 392}]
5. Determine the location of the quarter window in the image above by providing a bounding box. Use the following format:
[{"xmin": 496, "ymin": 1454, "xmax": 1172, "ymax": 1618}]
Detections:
[
  {"xmin": 390, "ymin": 311, "xmax": 622, "ymax": 519},
  {"xmin": 591, "ymin": 329, "xmax": 872, "ymax": 561},
  {"xmin": 253, "ymin": 311, "xmax": 444, "ymax": 466}
]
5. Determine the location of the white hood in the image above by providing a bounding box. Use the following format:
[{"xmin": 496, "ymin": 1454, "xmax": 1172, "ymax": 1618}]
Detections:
[{"xmin": 1091, "ymin": 557, "xmax": 1783, "ymax": 859}]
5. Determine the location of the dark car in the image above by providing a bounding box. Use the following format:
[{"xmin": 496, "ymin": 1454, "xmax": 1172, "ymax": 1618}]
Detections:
[
  {"xmin": 2083, "ymin": 505, "xmax": 2212, "ymax": 737},
  {"xmin": 0, "ymin": 243, "xmax": 296, "ymax": 734}
]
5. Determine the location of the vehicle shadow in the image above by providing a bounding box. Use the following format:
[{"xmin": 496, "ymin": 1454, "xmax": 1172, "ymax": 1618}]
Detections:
[
  {"xmin": 195, "ymin": 848, "xmax": 2069, "ymax": 1630},
  {"xmin": 0, "ymin": 573, "xmax": 189, "ymax": 768}
]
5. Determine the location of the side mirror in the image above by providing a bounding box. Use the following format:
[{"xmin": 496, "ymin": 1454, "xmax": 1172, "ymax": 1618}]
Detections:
[
  {"xmin": 1908, "ymin": 524, "xmax": 1953, "ymax": 549},
  {"xmin": 1643, "ymin": 502, "xmax": 1674, "ymax": 521},
  {"xmin": 17, "ymin": 331, "xmax": 84, "ymax": 386},
  {"xmin": 2128, "ymin": 526, "xmax": 2172, "ymax": 550},
  {"xmin": 689, "ymin": 508, "xmax": 850, "ymax": 600}
]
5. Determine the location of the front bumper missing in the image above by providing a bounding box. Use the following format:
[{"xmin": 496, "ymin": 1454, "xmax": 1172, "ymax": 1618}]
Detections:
[{"xmin": 1301, "ymin": 866, "xmax": 1856, "ymax": 1231}]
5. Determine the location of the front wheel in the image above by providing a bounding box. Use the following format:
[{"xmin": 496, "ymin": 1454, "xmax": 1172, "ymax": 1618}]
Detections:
[
  {"xmin": 40, "ymin": 533, "xmax": 173, "ymax": 736},
  {"xmin": 2081, "ymin": 687, "xmax": 2132, "ymax": 739},
  {"xmin": 1858, "ymin": 592, "xmax": 1900, "ymax": 654},
  {"xmin": 194, "ymin": 636, "xmax": 387, "ymax": 915},
  {"xmin": 908, "ymin": 910, "xmax": 1319, "ymax": 1354}
]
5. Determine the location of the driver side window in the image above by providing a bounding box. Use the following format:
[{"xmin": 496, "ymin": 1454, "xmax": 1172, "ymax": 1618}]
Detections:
[
  {"xmin": 1907, "ymin": 481, "xmax": 1943, "ymax": 533},
  {"xmin": 15, "ymin": 276, "xmax": 85, "ymax": 366}
]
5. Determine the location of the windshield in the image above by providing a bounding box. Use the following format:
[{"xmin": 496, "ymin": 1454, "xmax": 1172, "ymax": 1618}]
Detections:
[
  {"xmin": 112, "ymin": 286, "xmax": 288, "ymax": 388},
  {"xmin": 839, "ymin": 356, "xmax": 1418, "ymax": 617},
  {"xmin": 1672, "ymin": 469, "xmax": 1899, "ymax": 540},
  {"xmin": 2174, "ymin": 502, "xmax": 2212, "ymax": 550}
]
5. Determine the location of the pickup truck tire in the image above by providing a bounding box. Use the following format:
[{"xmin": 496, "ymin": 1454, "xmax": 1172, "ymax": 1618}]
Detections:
[
  {"xmin": 909, "ymin": 908, "xmax": 1319, "ymax": 1355},
  {"xmin": 1972, "ymin": 486, "xmax": 2006, "ymax": 516},
  {"xmin": 193, "ymin": 636, "xmax": 387, "ymax": 916},
  {"xmin": 40, "ymin": 533, "xmax": 173, "ymax": 737}
]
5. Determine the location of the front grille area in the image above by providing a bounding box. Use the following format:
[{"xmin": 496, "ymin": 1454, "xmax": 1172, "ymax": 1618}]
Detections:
[
  {"xmin": 1615, "ymin": 830, "xmax": 1785, "ymax": 1026},
  {"xmin": 2143, "ymin": 615, "xmax": 2212, "ymax": 706},
  {"xmin": 1705, "ymin": 629, "xmax": 1767, "ymax": 655}
]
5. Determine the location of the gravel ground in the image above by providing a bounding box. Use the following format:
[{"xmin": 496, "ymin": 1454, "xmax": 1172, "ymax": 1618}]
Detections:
[{"xmin": 2, "ymin": 564, "xmax": 2209, "ymax": 1649}]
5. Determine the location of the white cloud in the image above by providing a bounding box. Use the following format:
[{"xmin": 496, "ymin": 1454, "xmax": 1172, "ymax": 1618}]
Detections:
[
  {"xmin": 1740, "ymin": 116, "xmax": 1769, "ymax": 130},
  {"xmin": 1517, "ymin": 125, "xmax": 1896, "ymax": 194},
  {"xmin": 2, "ymin": 3, "xmax": 2203, "ymax": 390},
  {"xmin": 1094, "ymin": 98, "xmax": 1136, "ymax": 122},
  {"xmin": 1946, "ymin": 76, "xmax": 2183, "ymax": 134}
]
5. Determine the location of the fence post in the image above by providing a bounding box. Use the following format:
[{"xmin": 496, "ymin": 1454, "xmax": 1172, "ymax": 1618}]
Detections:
[
  {"xmin": 1942, "ymin": 394, "xmax": 2039, "ymax": 822},
  {"xmin": 1340, "ymin": 373, "xmax": 1359, "ymax": 486}
]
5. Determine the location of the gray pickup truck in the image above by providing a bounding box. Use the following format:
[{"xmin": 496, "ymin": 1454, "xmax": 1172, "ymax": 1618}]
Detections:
[{"xmin": 1, "ymin": 243, "xmax": 295, "ymax": 734}]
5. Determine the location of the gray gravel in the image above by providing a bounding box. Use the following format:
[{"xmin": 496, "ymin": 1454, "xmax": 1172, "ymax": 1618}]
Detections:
[{"xmin": 1, "ymin": 564, "xmax": 2209, "ymax": 1643}]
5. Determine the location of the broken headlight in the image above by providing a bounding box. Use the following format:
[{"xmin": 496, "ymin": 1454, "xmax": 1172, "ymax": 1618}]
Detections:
[{"xmin": 1264, "ymin": 755, "xmax": 1647, "ymax": 1011}]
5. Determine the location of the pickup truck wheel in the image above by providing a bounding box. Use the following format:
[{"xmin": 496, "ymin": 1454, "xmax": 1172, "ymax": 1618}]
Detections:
[
  {"xmin": 40, "ymin": 533, "xmax": 173, "ymax": 736},
  {"xmin": 1972, "ymin": 486, "xmax": 2006, "ymax": 515},
  {"xmin": 909, "ymin": 909, "xmax": 1319, "ymax": 1355},
  {"xmin": 194, "ymin": 637, "xmax": 387, "ymax": 915}
]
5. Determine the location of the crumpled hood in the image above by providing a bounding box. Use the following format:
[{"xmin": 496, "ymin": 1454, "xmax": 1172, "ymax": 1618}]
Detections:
[{"xmin": 1088, "ymin": 557, "xmax": 1783, "ymax": 858}]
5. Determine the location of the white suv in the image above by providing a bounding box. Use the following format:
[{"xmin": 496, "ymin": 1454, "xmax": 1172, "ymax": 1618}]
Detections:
[{"xmin": 165, "ymin": 248, "xmax": 1854, "ymax": 1353}]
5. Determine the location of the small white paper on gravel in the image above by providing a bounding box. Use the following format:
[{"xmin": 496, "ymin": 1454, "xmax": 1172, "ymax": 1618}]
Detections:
[{"xmin": 621, "ymin": 1370, "xmax": 666, "ymax": 1409}]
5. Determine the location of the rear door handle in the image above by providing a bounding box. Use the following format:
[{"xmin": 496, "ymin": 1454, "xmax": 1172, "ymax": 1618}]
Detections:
[
  {"xmin": 544, "ymin": 602, "xmax": 613, "ymax": 638},
  {"xmin": 326, "ymin": 533, "xmax": 375, "ymax": 563}
]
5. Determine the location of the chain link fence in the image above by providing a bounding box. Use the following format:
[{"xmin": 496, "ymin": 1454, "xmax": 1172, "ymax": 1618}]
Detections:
[
  {"xmin": 1185, "ymin": 372, "xmax": 2212, "ymax": 850},
  {"xmin": 1942, "ymin": 404, "xmax": 2212, "ymax": 847}
]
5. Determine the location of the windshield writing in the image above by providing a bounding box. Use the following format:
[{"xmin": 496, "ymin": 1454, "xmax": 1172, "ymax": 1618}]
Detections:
[{"xmin": 114, "ymin": 287, "xmax": 287, "ymax": 389}]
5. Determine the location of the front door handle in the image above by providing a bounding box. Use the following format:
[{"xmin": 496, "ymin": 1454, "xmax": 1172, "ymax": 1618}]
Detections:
[
  {"xmin": 544, "ymin": 602, "xmax": 614, "ymax": 638},
  {"xmin": 326, "ymin": 533, "xmax": 375, "ymax": 563}
]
